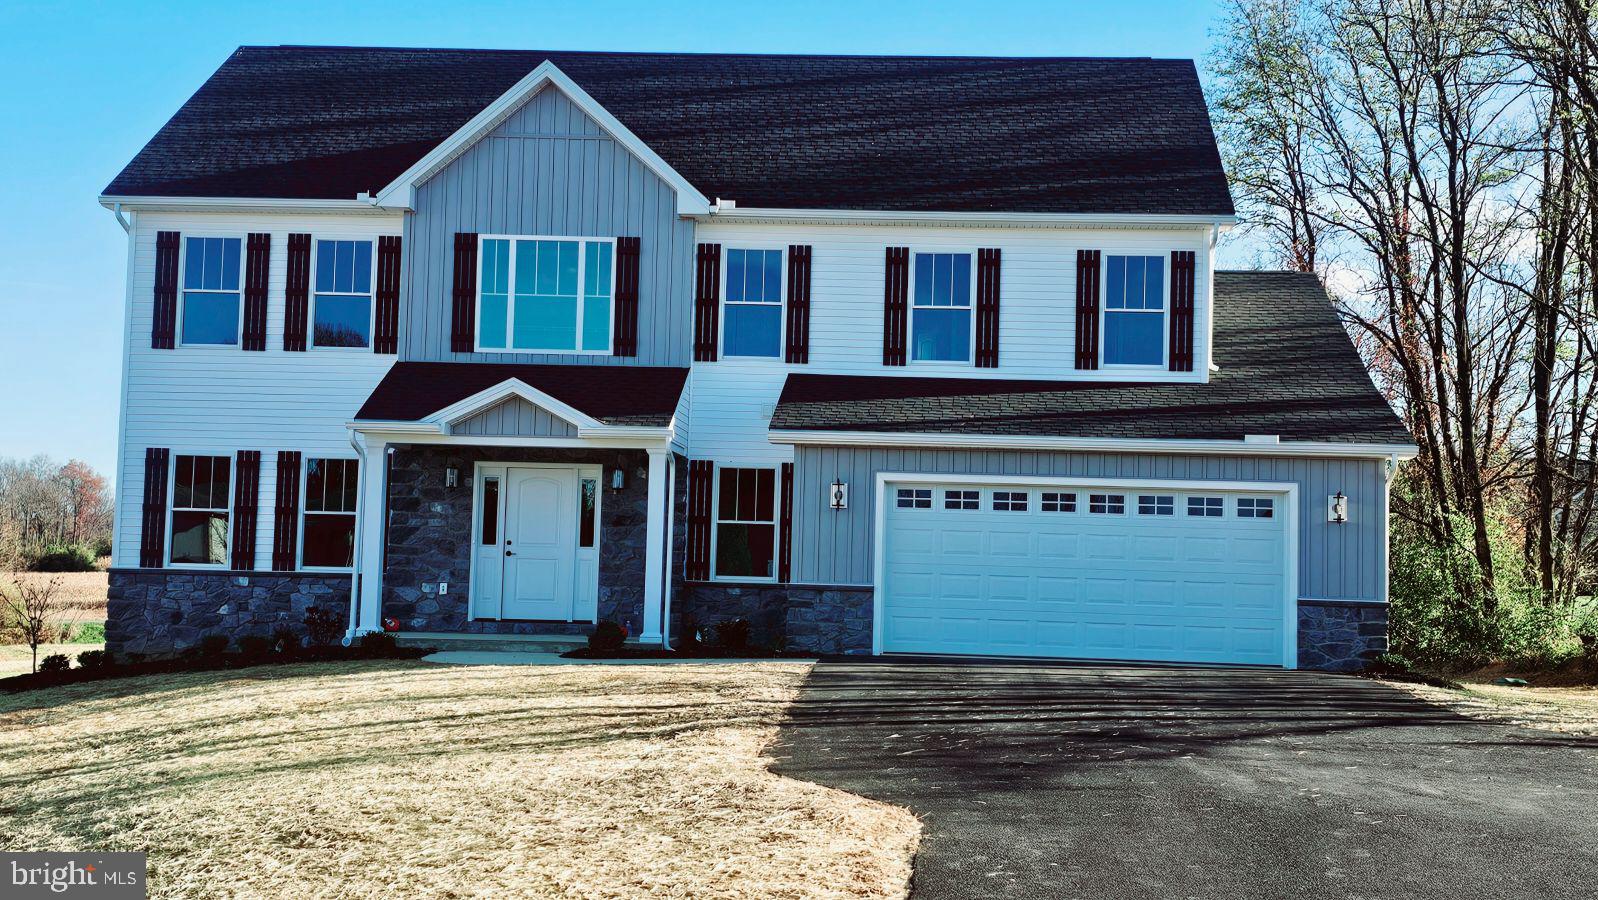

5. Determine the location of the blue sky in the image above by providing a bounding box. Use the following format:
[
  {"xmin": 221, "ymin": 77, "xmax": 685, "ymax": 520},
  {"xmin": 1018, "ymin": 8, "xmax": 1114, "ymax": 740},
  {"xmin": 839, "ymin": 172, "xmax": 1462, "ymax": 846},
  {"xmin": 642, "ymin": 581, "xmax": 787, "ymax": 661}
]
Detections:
[{"xmin": 0, "ymin": 0, "xmax": 1230, "ymax": 481}]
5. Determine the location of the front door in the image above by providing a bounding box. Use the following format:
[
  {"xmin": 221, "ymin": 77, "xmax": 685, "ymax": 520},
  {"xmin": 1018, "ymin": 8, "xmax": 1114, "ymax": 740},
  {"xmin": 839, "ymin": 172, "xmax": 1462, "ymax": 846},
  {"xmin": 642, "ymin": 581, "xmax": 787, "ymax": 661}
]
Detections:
[{"xmin": 502, "ymin": 467, "xmax": 578, "ymax": 620}]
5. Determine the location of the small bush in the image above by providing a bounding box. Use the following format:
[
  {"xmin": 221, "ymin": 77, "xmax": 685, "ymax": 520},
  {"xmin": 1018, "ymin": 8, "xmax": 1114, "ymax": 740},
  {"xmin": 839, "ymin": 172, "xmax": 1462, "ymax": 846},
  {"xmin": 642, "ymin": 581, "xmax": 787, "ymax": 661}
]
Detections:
[
  {"xmin": 29, "ymin": 544, "xmax": 97, "ymax": 573},
  {"xmin": 588, "ymin": 620, "xmax": 627, "ymax": 651},
  {"xmin": 196, "ymin": 634, "xmax": 230, "ymax": 657},
  {"xmin": 76, "ymin": 649, "xmax": 109, "ymax": 669},
  {"xmin": 304, "ymin": 606, "xmax": 343, "ymax": 647},
  {"xmin": 39, "ymin": 654, "xmax": 70, "ymax": 673},
  {"xmin": 713, "ymin": 618, "xmax": 751, "ymax": 650},
  {"xmin": 237, "ymin": 635, "xmax": 273, "ymax": 658},
  {"xmin": 92, "ymin": 538, "xmax": 113, "ymax": 559},
  {"xmin": 271, "ymin": 627, "xmax": 301, "ymax": 655},
  {"xmin": 70, "ymin": 622, "xmax": 105, "ymax": 644},
  {"xmin": 358, "ymin": 631, "xmax": 398, "ymax": 655}
]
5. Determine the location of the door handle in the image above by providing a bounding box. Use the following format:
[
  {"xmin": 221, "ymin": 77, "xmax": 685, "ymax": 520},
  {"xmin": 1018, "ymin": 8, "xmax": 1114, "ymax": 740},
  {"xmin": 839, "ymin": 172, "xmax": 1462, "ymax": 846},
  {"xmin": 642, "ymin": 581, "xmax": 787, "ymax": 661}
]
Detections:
[{"xmin": 505, "ymin": 550, "xmax": 515, "ymax": 557}]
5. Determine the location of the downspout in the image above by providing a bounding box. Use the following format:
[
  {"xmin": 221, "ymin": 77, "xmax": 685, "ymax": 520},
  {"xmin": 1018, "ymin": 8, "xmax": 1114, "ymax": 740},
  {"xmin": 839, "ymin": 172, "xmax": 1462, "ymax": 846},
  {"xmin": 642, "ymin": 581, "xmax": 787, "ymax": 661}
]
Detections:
[
  {"xmin": 342, "ymin": 431, "xmax": 367, "ymax": 645},
  {"xmin": 112, "ymin": 202, "xmax": 132, "ymax": 233}
]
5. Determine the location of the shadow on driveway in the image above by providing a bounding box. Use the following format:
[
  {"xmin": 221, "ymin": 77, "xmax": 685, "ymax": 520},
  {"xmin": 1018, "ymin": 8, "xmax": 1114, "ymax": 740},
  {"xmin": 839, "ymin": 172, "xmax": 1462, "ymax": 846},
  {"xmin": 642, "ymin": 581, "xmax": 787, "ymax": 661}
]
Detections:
[{"xmin": 768, "ymin": 658, "xmax": 1598, "ymax": 899}]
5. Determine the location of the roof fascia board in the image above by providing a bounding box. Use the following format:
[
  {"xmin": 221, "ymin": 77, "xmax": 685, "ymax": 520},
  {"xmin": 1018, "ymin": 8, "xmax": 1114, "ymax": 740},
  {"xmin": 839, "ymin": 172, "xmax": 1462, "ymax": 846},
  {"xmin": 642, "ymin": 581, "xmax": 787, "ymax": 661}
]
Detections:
[
  {"xmin": 372, "ymin": 60, "xmax": 711, "ymax": 215},
  {"xmin": 699, "ymin": 207, "xmax": 1238, "ymax": 230},
  {"xmin": 769, "ymin": 428, "xmax": 1418, "ymax": 460},
  {"xmin": 99, "ymin": 196, "xmax": 399, "ymax": 216},
  {"xmin": 347, "ymin": 422, "xmax": 671, "ymax": 448}
]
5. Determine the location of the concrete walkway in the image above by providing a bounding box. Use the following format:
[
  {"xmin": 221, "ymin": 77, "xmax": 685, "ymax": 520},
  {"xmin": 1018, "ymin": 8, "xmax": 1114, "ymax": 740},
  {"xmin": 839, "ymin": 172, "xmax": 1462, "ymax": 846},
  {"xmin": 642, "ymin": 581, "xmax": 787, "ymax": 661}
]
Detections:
[{"xmin": 420, "ymin": 650, "xmax": 815, "ymax": 666}]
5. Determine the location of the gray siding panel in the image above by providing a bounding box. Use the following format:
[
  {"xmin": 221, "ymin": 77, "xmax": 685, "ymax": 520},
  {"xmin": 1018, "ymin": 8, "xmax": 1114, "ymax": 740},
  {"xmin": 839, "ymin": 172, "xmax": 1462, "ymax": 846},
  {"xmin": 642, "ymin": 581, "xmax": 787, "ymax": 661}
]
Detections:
[
  {"xmin": 791, "ymin": 447, "xmax": 1388, "ymax": 601},
  {"xmin": 452, "ymin": 398, "xmax": 577, "ymax": 437},
  {"xmin": 403, "ymin": 86, "xmax": 693, "ymax": 365}
]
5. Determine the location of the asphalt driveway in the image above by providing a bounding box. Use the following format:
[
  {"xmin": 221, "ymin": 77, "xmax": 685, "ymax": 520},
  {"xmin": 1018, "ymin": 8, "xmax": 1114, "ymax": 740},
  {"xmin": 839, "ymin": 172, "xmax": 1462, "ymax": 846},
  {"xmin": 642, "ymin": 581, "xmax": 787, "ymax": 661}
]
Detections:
[{"xmin": 768, "ymin": 660, "xmax": 1598, "ymax": 900}]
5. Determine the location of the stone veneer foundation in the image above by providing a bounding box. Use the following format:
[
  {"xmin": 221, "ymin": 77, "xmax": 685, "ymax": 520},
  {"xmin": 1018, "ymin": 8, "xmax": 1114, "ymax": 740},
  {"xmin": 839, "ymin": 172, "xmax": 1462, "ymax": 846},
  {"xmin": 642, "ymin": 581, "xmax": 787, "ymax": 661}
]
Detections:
[
  {"xmin": 1298, "ymin": 600, "xmax": 1389, "ymax": 671},
  {"xmin": 106, "ymin": 569, "xmax": 351, "ymax": 657}
]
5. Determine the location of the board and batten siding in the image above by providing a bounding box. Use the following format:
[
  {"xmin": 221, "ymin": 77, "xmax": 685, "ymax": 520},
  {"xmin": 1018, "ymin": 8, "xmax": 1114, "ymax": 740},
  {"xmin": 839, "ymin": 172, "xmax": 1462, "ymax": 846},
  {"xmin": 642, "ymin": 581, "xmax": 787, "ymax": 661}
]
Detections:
[
  {"xmin": 113, "ymin": 210, "xmax": 401, "ymax": 568},
  {"xmin": 452, "ymin": 397, "xmax": 577, "ymax": 437},
  {"xmin": 403, "ymin": 85, "xmax": 693, "ymax": 366},
  {"xmin": 789, "ymin": 446, "xmax": 1388, "ymax": 602}
]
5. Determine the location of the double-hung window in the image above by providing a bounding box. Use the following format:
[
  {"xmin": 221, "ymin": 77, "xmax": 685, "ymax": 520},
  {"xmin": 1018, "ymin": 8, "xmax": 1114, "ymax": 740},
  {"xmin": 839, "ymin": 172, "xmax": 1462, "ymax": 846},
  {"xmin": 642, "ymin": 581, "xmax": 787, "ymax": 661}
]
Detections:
[
  {"xmin": 911, "ymin": 252, "xmax": 973, "ymax": 362},
  {"xmin": 723, "ymin": 249, "xmax": 783, "ymax": 357},
  {"xmin": 181, "ymin": 237, "xmax": 242, "ymax": 346},
  {"xmin": 169, "ymin": 454, "xmax": 232, "ymax": 565},
  {"xmin": 478, "ymin": 236, "xmax": 614, "ymax": 353},
  {"xmin": 1103, "ymin": 255, "xmax": 1166, "ymax": 366},
  {"xmin": 714, "ymin": 467, "xmax": 777, "ymax": 580},
  {"xmin": 313, "ymin": 240, "xmax": 374, "ymax": 348},
  {"xmin": 301, "ymin": 457, "xmax": 359, "ymax": 569}
]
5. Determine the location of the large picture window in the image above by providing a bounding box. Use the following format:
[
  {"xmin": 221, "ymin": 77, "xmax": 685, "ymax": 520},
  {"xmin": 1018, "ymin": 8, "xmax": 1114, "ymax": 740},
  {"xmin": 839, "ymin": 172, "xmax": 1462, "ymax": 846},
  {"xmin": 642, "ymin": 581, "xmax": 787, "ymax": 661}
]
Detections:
[
  {"xmin": 911, "ymin": 252, "xmax": 973, "ymax": 362},
  {"xmin": 1103, "ymin": 255, "xmax": 1166, "ymax": 366},
  {"xmin": 170, "ymin": 454, "xmax": 232, "ymax": 565},
  {"xmin": 478, "ymin": 236, "xmax": 613, "ymax": 353},
  {"xmin": 723, "ymin": 248, "xmax": 783, "ymax": 357},
  {"xmin": 301, "ymin": 457, "xmax": 359, "ymax": 569},
  {"xmin": 181, "ymin": 237, "xmax": 242, "ymax": 346},
  {"xmin": 313, "ymin": 239, "xmax": 374, "ymax": 348},
  {"xmin": 714, "ymin": 467, "xmax": 777, "ymax": 580}
]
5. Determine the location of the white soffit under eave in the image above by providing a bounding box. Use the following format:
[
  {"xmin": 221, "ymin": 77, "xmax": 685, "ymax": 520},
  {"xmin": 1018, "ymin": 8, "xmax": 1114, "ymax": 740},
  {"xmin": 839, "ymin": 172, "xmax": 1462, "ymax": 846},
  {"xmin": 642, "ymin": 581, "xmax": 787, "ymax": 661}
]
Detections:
[{"xmin": 372, "ymin": 60, "xmax": 712, "ymax": 215}]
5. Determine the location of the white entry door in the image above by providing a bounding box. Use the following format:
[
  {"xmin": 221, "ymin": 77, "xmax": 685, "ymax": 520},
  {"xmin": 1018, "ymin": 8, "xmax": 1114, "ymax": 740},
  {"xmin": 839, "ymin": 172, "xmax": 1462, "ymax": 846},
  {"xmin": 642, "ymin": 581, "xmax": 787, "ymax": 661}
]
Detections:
[{"xmin": 502, "ymin": 467, "xmax": 578, "ymax": 620}]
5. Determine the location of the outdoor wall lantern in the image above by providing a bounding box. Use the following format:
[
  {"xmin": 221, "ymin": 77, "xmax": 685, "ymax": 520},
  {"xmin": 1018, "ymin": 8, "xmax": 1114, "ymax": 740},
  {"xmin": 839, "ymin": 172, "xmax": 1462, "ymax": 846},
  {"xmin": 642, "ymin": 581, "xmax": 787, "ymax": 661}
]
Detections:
[
  {"xmin": 830, "ymin": 480, "xmax": 848, "ymax": 510},
  {"xmin": 444, "ymin": 466, "xmax": 459, "ymax": 489},
  {"xmin": 1328, "ymin": 491, "xmax": 1349, "ymax": 524},
  {"xmin": 610, "ymin": 468, "xmax": 626, "ymax": 492}
]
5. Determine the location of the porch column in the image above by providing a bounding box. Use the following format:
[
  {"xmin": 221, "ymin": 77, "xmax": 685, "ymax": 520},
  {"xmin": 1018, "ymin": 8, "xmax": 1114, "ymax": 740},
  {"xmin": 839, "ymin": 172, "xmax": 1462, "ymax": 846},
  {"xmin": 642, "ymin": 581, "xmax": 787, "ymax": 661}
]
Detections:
[
  {"xmin": 354, "ymin": 435, "xmax": 389, "ymax": 635},
  {"xmin": 640, "ymin": 447, "xmax": 669, "ymax": 644}
]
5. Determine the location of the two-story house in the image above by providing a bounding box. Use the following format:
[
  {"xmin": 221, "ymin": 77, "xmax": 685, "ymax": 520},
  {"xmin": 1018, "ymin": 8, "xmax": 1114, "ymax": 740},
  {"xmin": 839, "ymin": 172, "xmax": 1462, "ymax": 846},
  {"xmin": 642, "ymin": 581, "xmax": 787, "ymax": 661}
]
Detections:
[{"xmin": 100, "ymin": 47, "xmax": 1414, "ymax": 671}]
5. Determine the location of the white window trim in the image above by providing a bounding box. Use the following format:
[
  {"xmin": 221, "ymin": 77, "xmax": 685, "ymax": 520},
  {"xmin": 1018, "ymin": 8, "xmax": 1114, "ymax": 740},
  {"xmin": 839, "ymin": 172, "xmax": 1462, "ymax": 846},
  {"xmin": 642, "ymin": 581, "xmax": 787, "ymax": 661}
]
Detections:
[
  {"xmin": 177, "ymin": 234, "xmax": 246, "ymax": 349},
  {"xmin": 1040, "ymin": 490, "xmax": 1079, "ymax": 513},
  {"xmin": 474, "ymin": 233, "xmax": 617, "ymax": 356},
  {"xmin": 1238, "ymin": 496, "xmax": 1277, "ymax": 518},
  {"xmin": 166, "ymin": 450, "xmax": 237, "ymax": 569},
  {"xmin": 1186, "ymin": 495, "xmax": 1226, "ymax": 517},
  {"xmin": 1136, "ymin": 493, "xmax": 1177, "ymax": 516},
  {"xmin": 1087, "ymin": 491, "xmax": 1129, "ymax": 515},
  {"xmin": 991, "ymin": 489, "xmax": 1030, "ymax": 512},
  {"xmin": 942, "ymin": 488, "xmax": 980, "ymax": 510},
  {"xmin": 710, "ymin": 464, "xmax": 781, "ymax": 583},
  {"xmin": 908, "ymin": 248, "xmax": 978, "ymax": 367},
  {"xmin": 1099, "ymin": 251, "xmax": 1172, "ymax": 370},
  {"xmin": 719, "ymin": 246, "xmax": 787, "ymax": 360},
  {"xmin": 298, "ymin": 455, "xmax": 360, "ymax": 572},
  {"xmin": 309, "ymin": 238, "xmax": 379, "ymax": 352}
]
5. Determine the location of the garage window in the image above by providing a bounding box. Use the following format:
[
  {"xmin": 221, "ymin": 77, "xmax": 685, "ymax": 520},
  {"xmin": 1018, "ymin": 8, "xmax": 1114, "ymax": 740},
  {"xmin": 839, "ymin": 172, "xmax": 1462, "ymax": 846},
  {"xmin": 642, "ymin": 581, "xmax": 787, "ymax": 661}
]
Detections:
[
  {"xmin": 1137, "ymin": 494, "xmax": 1175, "ymax": 516},
  {"xmin": 1187, "ymin": 496, "xmax": 1224, "ymax": 517},
  {"xmin": 992, "ymin": 491, "xmax": 1029, "ymax": 511},
  {"xmin": 1089, "ymin": 493, "xmax": 1126, "ymax": 515},
  {"xmin": 943, "ymin": 489, "xmax": 979, "ymax": 510},
  {"xmin": 1041, "ymin": 491, "xmax": 1077, "ymax": 512},
  {"xmin": 1238, "ymin": 497, "xmax": 1275, "ymax": 519},
  {"xmin": 896, "ymin": 488, "xmax": 932, "ymax": 509},
  {"xmin": 715, "ymin": 467, "xmax": 777, "ymax": 580}
]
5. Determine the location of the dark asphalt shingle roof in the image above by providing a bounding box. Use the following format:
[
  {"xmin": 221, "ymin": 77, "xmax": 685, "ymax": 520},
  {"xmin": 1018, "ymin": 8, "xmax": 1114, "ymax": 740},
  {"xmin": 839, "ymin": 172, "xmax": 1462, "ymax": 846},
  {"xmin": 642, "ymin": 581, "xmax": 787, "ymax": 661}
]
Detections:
[
  {"xmin": 355, "ymin": 362, "xmax": 687, "ymax": 427},
  {"xmin": 770, "ymin": 271, "xmax": 1413, "ymax": 445},
  {"xmin": 105, "ymin": 46, "xmax": 1234, "ymax": 215}
]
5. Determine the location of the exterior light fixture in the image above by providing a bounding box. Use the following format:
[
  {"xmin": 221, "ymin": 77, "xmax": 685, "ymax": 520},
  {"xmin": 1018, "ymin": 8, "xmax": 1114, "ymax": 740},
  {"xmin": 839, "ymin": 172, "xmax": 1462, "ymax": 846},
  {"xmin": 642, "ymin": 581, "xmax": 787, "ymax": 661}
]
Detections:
[
  {"xmin": 611, "ymin": 468, "xmax": 626, "ymax": 492},
  {"xmin": 830, "ymin": 480, "xmax": 848, "ymax": 510},
  {"xmin": 444, "ymin": 466, "xmax": 459, "ymax": 488},
  {"xmin": 1328, "ymin": 491, "xmax": 1348, "ymax": 524}
]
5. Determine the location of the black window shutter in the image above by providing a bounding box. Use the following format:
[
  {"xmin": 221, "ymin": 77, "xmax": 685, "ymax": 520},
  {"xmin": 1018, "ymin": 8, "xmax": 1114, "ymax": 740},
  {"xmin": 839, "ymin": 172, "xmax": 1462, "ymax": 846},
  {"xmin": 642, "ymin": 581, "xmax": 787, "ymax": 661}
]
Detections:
[
  {"xmin": 284, "ymin": 233, "xmax": 311, "ymax": 351},
  {"xmin": 693, "ymin": 243, "xmax": 721, "ymax": 362},
  {"xmin": 778, "ymin": 462, "xmax": 795, "ymax": 583},
  {"xmin": 231, "ymin": 450, "xmax": 261, "ymax": 570},
  {"xmin": 1075, "ymin": 249, "xmax": 1101, "ymax": 370},
  {"xmin": 272, "ymin": 451, "xmax": 302, "ymax": 571},
  {"xmin": 152, "ymin": 232, "xmax": 180, "ymax": 349},
  {"xmin": 1169, "ymin": 250, "xmax": 1197, "ymax": 372},
  {"xmin": 451, "ymin": 233, "xmax": 479, "ymax": 353},
  {"xmin": 242, "ymin": 233, "xmax": 271, "ymax": 351},
  {"xmin": 139, "ymin": 447, "xmax": 170, "ymax": 568},
  {"xmin": 883, "ymin": 247, "xmax": 909, "ymax": 365},
  {"xmin": 374, "ymin": 235, "xmax": 402, "ymax": 354},
  {"xmin": 612, "ymin": 236, "xmax": 641, "ymax": 356},
  {"xmin": 975, "ymin": 248, "xmax": 1002, "ymax": 368},
  {"xmin": 685, "ymin": 460, "xmax": 714, "ymax": 580},
  {"xmin": 785, "ymin": 245, "xmax": 812, "ymax": 364}
]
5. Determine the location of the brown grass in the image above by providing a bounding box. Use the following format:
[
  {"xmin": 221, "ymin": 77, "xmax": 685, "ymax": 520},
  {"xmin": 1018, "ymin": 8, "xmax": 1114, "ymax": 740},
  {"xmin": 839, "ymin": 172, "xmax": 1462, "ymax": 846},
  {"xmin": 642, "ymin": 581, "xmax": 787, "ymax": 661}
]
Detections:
[
  {"xmin": 9, "ymin": 570, "xmax": 109, "ymax": 625},
  {"xmin": 0, "ymin": 643, "xmax": 102, "ymax": 678},
  {"xmin": 1388, "ymin": 679, "xmax": 1598, "ymax": 736},
  {"xmin": 0, "ymin": 660, "xmax": 919, "ymax": 898}
]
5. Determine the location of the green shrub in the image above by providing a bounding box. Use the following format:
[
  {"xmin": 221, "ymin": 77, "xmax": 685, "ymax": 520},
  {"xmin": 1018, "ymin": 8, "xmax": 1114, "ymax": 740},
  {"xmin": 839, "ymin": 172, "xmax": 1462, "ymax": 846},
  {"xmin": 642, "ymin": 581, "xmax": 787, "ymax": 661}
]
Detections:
[
  {"xmin": 303, "ymin": 606, "xmax": 343, "ymax": 647},
  {"xmin": 271, "ymin": 627, "xmax": 301, "ymax": 654},
  {"xmin": 91, "ymin": 537, "xmax": 113, "ymax": 559},
  {"xmin": 588, "ymin": 620, "xmax": 627, "ymax": 651},
  {"xmin": 29, "ymin": 544, "xmax": 97, "ymax": 572},
  {"xmin": 713, "ymin": 618, "xmax": 751, "ymax": 650},
  {"xmin": 195, "ymin": 635, "xmax": 230, "ymax": 657},
  {"xmin": 358, "ymin": 631, "xmax": 398, "ymax": 655},
  {"xmin": 76, "ymin": 649, "xmax": 109, "ymax": 669},
  {"xmin": 237, "ymin": 635, "xmax": 273, "ymax": 658},
  {"xmin": 70, "ymin": 622, "xmax": 105, "ymax": 644},
  {"xmin": 39, "ymin": 653, "xmax": 70, "ymax": 673}
]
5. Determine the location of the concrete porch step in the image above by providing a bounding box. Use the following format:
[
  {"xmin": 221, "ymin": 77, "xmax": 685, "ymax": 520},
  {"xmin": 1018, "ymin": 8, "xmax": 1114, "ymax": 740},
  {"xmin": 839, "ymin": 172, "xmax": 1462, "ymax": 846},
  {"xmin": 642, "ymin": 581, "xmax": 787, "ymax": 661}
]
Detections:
[{"xmin": 393, "ymin": 632, "xmax": 590, "ymax": 654}]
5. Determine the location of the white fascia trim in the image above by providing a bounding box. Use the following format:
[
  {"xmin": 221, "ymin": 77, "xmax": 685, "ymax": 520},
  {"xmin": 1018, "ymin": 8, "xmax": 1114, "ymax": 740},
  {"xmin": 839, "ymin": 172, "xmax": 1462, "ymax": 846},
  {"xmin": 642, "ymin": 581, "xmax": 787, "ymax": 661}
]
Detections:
[
  {"xmin": 429, "ymin": 379, "xmax": 604, "ymax": 433},
  {"xmin": 699, "ymin": 207, "xmax": 1238, "ymax": 230},
  {"xmin": 98, "ymin": 195, "xmax": 399, "ymax": 216},
  {"xmin": 372, "ymin": 60, "xmax": 712, "ymax": 215},
  {"xmin": 771, "ymin": 429, "xmax": 1419, "ymax": 460},
  {"xmin": 344, "ymin": 427, "xmax": 670, "ymax": 449}
]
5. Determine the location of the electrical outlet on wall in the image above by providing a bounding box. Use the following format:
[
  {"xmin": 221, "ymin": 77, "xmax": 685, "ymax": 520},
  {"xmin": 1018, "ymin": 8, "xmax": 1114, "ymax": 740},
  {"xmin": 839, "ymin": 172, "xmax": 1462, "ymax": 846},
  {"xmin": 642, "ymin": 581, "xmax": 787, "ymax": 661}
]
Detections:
[{"xmin": 439, "ymin": 582, "xmax": 449, "ymax": 595}]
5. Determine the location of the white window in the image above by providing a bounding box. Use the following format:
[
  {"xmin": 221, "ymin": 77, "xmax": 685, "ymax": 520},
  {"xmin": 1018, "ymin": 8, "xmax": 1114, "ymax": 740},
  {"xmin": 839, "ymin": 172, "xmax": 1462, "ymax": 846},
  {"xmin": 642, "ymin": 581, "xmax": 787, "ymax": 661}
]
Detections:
[
  {"xmin": 312, "ymin": 239, "xmax": 375, "ymax": 348},
  {"xmin": 896, "ymin": 488, "xmax": 932, "ymax": 509},
  {"xmin": 715, "ymin": 467, "xmax": 777, "ymax": 580},
  {"xmin": 944, "ymin": 489, "xmax": 979, "ymax": 510},
  {"xmin": 723, "ymin": 248, "xmax": 783, "ymax": 358},
  {"xmin": 1089, "ymin": 493, "xmax": 1126, "ymax": 515},
  {"xmin": 477, "ymin": 236, "xmax": 614, "ymax": 353},
  {"xmin": 1187, "ymin": 496, "xmax": 1224, "ymax": 517},
  {"xmin": 181, "ymin": 237, "xmax": 242, "ymax": 346},
  {"xmin": 1041, "ymin": 491, "xmax": 1077, "ymax": 512},
  {"xmin": 1238, "ymin": 497, "xmax": 1275, "ymax": 519},
  {"xmin": 169, "ymin": 454, "xmax": 232, "ymax": 565},
  {"xmin": 1102, "ymin": 254, "xmax": 1167, "ymax": 366},
  {"xmin": 1137, "ymin": 494, "xmax": 1175, "ymax": 516},
  {"xmin": 910, "ymin": 251, "xmax": 973, "ymax": 363},
  {"xmin": 301, "ymin": 457, "xmax": 359, "ymax": 569},
  {"xmin": 992, "ymin": 490, "xmax": 1029, "ymax": 512}
]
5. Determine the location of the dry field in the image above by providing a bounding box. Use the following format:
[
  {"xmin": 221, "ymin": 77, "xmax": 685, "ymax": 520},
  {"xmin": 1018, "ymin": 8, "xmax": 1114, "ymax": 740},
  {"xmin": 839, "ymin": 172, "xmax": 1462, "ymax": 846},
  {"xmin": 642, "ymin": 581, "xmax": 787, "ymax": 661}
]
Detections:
[
  {"xmin": 10, "ymin": 569, "xmax": 110, "ymax": 625},
  {"xmin": 1388, "ymin": 679, "xmax": 1598, "ymax": 736},
  {"xmin": 0, "ymin": 660, "xmax": 919, "ymax": 899}
]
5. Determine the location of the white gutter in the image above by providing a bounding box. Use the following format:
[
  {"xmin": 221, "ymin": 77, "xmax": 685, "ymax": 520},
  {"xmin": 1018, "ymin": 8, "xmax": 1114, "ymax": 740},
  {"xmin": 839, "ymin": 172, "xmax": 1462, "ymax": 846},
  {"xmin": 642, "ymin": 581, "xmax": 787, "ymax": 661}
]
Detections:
[
  {"xmin": 699, "ymin": 206, "xmax": 1239, "ymax": 230},
  {"xmin": 770, "ymin": 428, "xmax": 1419, "ymax": 460},
  {"xmin": 99, "ymin": 195, "xmax": 402, "ymax": 215}
]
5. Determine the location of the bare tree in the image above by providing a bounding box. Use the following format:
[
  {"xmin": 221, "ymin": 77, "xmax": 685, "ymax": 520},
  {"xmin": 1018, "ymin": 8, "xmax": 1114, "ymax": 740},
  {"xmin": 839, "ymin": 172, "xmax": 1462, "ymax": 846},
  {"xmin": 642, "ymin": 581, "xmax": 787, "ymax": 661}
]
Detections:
[{"xmin": 1, "ymin": 573, "xmax": 66, "ymax": 674}]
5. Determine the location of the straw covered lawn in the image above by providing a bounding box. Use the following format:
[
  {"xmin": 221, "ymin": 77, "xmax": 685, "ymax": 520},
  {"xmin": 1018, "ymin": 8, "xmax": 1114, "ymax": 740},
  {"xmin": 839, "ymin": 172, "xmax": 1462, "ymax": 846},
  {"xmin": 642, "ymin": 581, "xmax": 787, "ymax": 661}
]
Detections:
[{"xmin": 0, "ymin": 660, "xmax": 919, "ymax": 898}]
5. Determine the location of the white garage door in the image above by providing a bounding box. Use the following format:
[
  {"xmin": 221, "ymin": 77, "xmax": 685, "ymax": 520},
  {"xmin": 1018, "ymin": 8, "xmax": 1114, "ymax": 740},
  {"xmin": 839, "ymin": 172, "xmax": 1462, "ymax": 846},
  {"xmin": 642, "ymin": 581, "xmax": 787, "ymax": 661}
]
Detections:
[{"xmin": 880, "ymin": 481, "xmax": 1291, "ymax": 666}]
